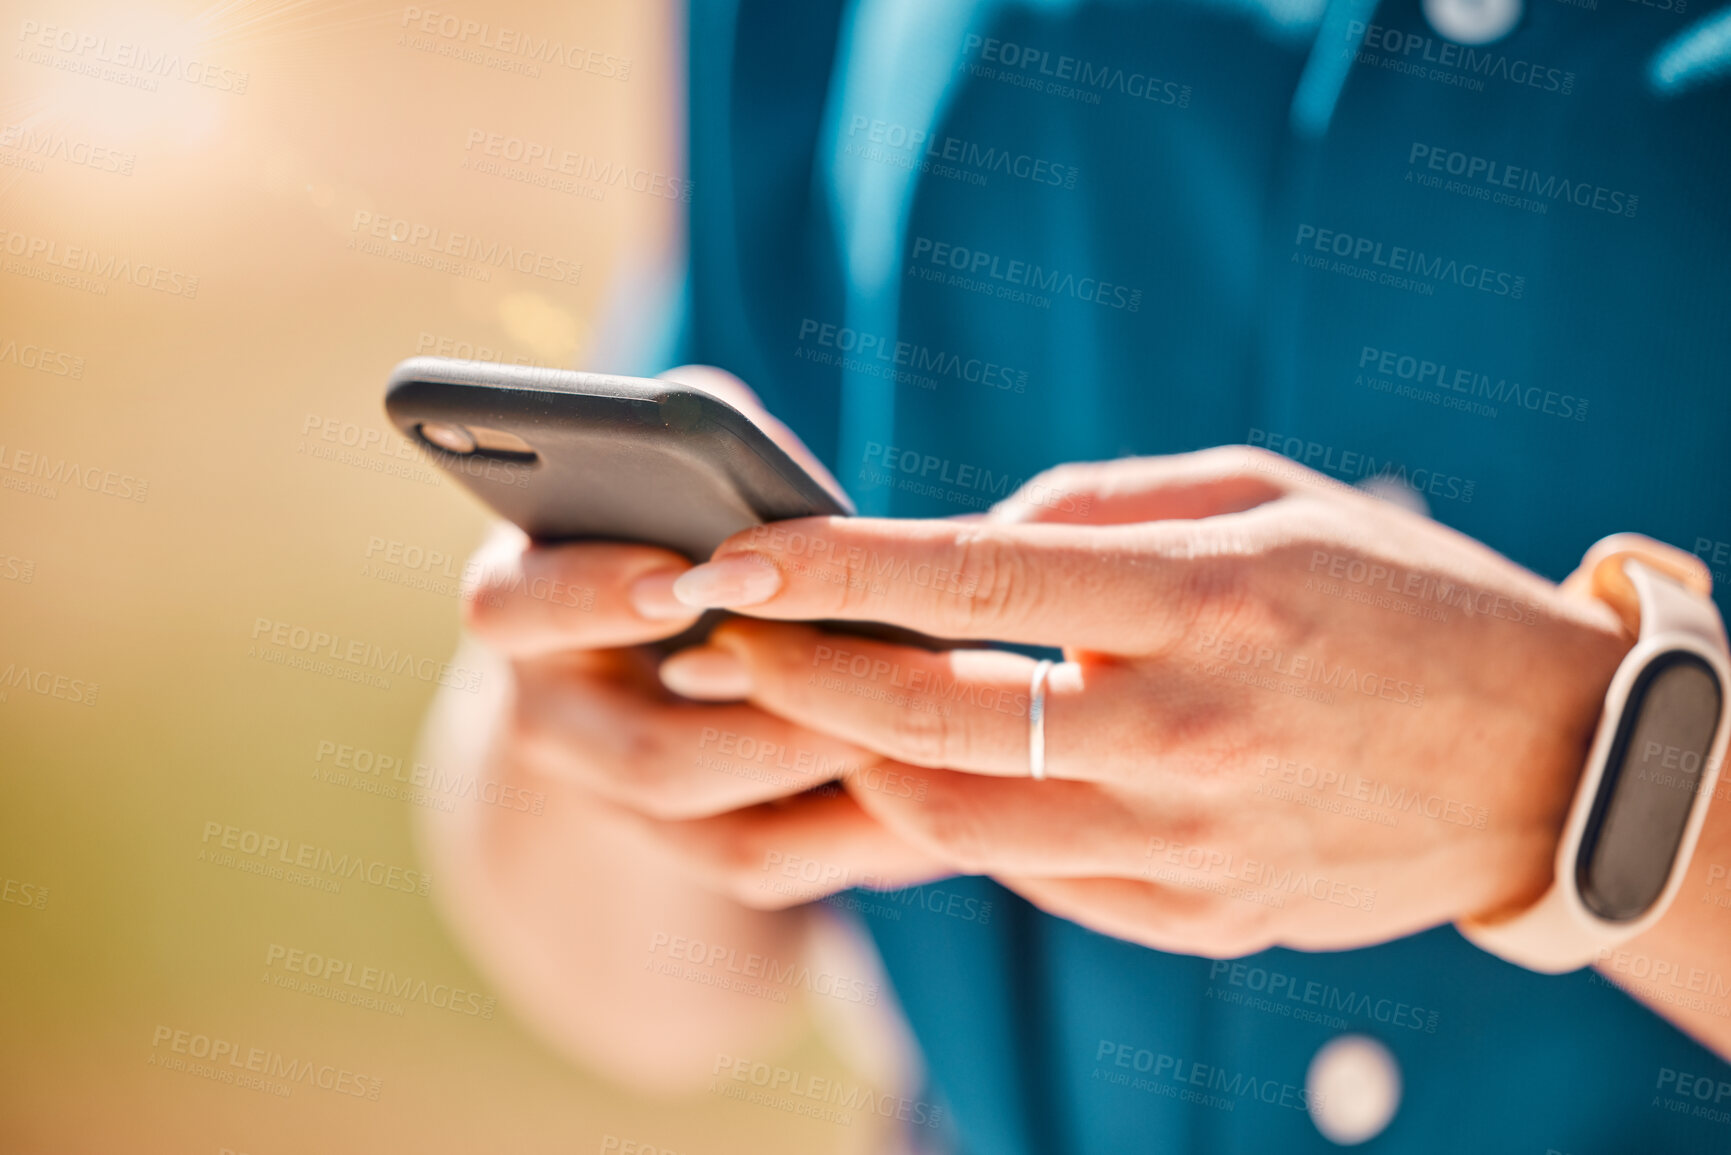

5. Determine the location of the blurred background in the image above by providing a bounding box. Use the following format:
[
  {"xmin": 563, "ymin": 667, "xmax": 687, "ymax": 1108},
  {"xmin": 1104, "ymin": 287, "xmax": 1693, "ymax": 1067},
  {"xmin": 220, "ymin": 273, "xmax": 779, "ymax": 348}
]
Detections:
[{"xmin": 0, "ymin": 1, "xmax": 890, "ymax": 1150}]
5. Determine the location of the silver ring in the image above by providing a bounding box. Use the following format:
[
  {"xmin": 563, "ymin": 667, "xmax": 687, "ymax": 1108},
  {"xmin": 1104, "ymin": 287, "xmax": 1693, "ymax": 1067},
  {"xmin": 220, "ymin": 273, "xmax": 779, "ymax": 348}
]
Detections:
[{"xmin": 1029, "ymin": 659, "xmax": 1053, "ymax": 781}]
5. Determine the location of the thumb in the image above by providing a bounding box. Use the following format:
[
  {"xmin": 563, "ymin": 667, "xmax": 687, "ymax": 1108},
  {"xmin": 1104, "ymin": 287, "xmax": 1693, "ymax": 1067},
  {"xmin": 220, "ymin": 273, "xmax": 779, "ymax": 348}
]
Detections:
[{"xmin": 989, "ymin": 447, "xmax": 1291, "ymax": 528}]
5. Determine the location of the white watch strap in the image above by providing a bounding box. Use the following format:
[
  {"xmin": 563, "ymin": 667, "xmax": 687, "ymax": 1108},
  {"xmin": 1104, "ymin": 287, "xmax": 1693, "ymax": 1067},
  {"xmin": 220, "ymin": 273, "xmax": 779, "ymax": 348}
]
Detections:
[
  {"xmin": 1458, "ymin": 540, "xmax": 1731, "ymax": 973},
  {"xmin": 1634, "ymin": 558, "xmax": 1727, "ymax": 650}
]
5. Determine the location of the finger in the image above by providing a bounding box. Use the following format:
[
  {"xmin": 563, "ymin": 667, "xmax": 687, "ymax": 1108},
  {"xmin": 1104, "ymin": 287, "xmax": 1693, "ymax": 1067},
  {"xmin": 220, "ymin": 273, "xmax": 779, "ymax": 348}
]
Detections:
[
  {"xmin": 987, "ymin": 448, "xmax": 1292, "ymax": 527},
  {"xmin": 846, "ymin": 764, "xmax": 1170, "ymax": 878},
  {"xmin": 671, "ymin": 621, "xmax": 1120, "ymax": 782},
  {"xmin": 671, "ymin": 515, "xmax": 1215, "ymax": 651},
  {"xmin": 994, "ymin": 875, "xmax": 1277, "ymax": 958},
  {"xmin": 621, "ymin": 788, "xmax": 955, "ymax": 910},
  {"xmin": 512, "ymin": 654, "xmax": 880, "ymax": 820},
  {"xmin": 463, "ymin": 530, "xmax": 701, "ymax": 657}
]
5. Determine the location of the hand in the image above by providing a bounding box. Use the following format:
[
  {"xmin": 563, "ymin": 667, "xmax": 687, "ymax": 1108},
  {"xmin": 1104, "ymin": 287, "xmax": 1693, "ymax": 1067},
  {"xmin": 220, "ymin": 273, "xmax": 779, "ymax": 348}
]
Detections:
[
  {"xmin": 658, "ymin": 447, "xmax": 1634, "ymax": 957},
  {"xmin": 434, "ymin": 367, "xmax": 945, "ymax": 914},
  {"xmin": 413, "ymin": 368, "xmax": 945, "ymax": 1089}
]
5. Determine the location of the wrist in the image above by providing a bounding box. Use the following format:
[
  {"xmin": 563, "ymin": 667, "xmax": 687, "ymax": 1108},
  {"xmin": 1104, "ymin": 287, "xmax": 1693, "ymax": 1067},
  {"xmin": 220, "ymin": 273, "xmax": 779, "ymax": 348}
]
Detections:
[
  {"xmin": 1479, "ymin": 600, "xmax": 1631, "ymax": 922},
  {"xmin": 1461, "ymin": 538, "xmax": 1731, "ymax": 972}
]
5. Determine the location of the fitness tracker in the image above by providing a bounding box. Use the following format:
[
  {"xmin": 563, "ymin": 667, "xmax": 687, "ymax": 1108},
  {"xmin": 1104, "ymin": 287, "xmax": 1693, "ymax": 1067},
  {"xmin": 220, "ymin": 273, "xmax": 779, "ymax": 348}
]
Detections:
[{"xmin": 1459, "ymin": 534, "xmax": 1731, "ymax": 973}]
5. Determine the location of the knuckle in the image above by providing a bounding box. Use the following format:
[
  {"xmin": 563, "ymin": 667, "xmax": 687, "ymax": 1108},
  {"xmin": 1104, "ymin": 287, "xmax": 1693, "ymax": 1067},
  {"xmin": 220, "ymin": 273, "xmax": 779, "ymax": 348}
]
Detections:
[
  {"xmin": 1144, "ymin": 891, "xmax": 1225, "ymax": 944},
  {"xmin": 1150, "ymin": 884, "xmax": 1269, "ymax": 953},
  {"xmin": 727, "ymin": 882, "xmax": 793, "ymax": 911},
  {"xmin": 762, "ymin": 623, "xmax": 829, "ymax": 683},
  {"xmin": 616, "ymin": 741, "xmax": 689, "ymax": 820},
  {"xmin": 1187, "ymin": 741, "xmax": 1263, "ymax": 803},
  {"xmin": 829, "ymin": 550, "xmax": 879, "ymax": 618},
  {"xmin": 538, "ymin": 587, "xmax": 600, "ymax": 639},
  {"xmin": 1186, "ymin": 553, "xmax": 1251, "ymax": 614},
  {"xmin": 459, "ymin": 563, "xmax": 515, "ymax": 637},
  {"xmin": 1170, "ymin": 903, "xmax": 1228, "ymax": 944},
  {"xmin": 1164, "ymin": 807, "xmax": 1224, "ymax": 852},
  {"xmin": 917, "ymin": 787, "xmax": 994, "ymax": 873},
  {"xmin": 715, "ymin": 840, "xmax": 782, "ymax": 908},
  {"xmin": 1209, "ymin": 444, "xmax": 1284, "ymax": 481},
  {"xmin": 1216, "ymin": 443, "xmax": 1271, "ymax": 471},
  {"xmin": 502, "ymin": 693, "xmax": 540, "ymax": 757},
  {"xmin": 885, "ymin": 701, "xmax": 954, "ymax": 768},
  {"xmin": 629, "ymin": 783, "xmax": 688, "ymax": 822},
  {"xmin": 952, "ymin": 532, "xmax": 1031, "ymax": 634},
  {"xmin": 1183, "ymin": 907, "xmax": 1275, "ymax": 959},
  {"xmin": 1212, "ymin": 905, "xmax": 1279, "ymax": 958},
  {"xmin": 1163, "ymin": 555, "xmax": 1270, "ymax": 652},
  {"xmin": 1158, "ymin": 675, "xmax": 1264, "ymax": 769},
  {"xmin": 1021, "ymin": 461, "xmax": 1095, "ymax": 501},
  {"xmin": 511, "ymin": 681, "xmax": 695, "ymax": 816},
  {"xmin": 503, "ymin": 685, "xmax": 564, "ymax": 774}
]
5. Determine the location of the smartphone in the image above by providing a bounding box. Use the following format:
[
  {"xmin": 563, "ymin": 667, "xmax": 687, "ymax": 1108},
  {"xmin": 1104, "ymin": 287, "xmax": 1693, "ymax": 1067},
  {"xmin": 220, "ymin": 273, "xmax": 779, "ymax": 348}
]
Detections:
[
  {"xmin": 384, "ymin": 357, "xmax": 852, "ymax": 561},
  {"xmin": 385, "ymin": 358, "xmax": 955, "ymax": 651}
]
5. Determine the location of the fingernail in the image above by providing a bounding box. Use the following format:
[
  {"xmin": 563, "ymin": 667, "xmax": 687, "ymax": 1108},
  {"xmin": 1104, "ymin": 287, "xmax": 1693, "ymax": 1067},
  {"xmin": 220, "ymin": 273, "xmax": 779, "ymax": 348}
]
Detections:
[
  {"xmin": 628, "ymin": 570, "xmax": 694, "ymax": 620},
  {"xmin": 660, "ymin": 647, "xmax": 752, "ymax": 700},
  {"xmin": 673, "ymin": 554, "xmax": 782, "ymax": 608}
]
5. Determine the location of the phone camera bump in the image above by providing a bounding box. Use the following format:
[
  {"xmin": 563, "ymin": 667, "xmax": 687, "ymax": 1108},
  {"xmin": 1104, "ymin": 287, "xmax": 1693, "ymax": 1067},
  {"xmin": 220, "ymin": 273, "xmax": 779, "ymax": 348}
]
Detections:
[{"xmin": 420, "ymin": 422, "xmax": 477, "ymax": 454}]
